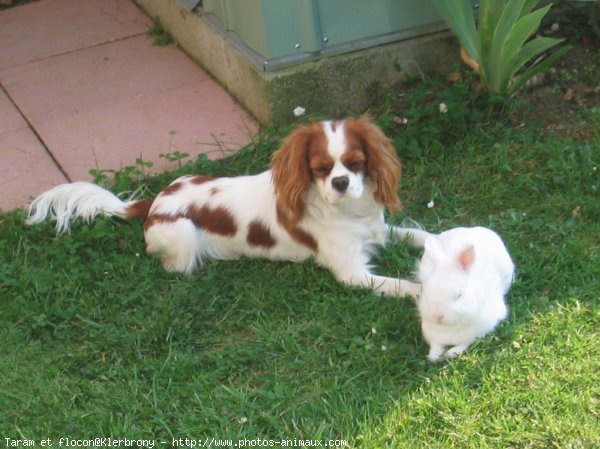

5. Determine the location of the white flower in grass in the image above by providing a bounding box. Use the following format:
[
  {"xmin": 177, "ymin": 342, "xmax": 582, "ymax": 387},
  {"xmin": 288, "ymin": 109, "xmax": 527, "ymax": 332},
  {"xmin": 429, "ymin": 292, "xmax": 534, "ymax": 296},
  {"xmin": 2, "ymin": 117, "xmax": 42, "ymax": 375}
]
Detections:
[
  {"xmin": 293, "ymin": 106, "xmax": 306, "ymax": 117},
  {"xmin": 381, "ymin": 345, "xmax": 387, "ymax": 351},
  {"xmin": 427, "ymin": 200, "xmax": 435, "ymax": 209},
  {"xmin": 371, "ymin": 327, "xmax": 377, "ymax": 335},
  {"xmin": 439, "ymin": 102, "xmax": 448, "ymax": 113},
  {"xmin": 238, "ymin": 416, "xmax": 248, "ymax": 424}
]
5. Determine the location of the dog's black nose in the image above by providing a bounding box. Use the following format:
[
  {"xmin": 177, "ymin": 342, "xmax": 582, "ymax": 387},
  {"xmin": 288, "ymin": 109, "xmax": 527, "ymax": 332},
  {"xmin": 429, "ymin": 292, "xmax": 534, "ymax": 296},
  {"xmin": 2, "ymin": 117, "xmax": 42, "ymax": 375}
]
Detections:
[{"xmin": 331, "ymin": 176, "xmax": 349, "ymax": 193}]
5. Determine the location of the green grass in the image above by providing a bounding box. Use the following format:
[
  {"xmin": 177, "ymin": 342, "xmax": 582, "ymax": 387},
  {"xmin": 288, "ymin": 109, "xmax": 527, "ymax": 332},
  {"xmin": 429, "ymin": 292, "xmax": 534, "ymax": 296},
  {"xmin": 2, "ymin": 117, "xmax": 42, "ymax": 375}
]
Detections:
[
  {"xmin": 0, "ymin": 80, "xmax": 598, "ymax": 448},
  {"xmin": 147, "ymin": 17, "xmax": 173, "ymax": 47}
]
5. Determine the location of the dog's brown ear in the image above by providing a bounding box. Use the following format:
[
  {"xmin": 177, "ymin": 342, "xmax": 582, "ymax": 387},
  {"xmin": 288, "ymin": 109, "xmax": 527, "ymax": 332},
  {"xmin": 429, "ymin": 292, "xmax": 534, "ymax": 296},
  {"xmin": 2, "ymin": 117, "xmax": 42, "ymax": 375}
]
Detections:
[
  {"xmin": 271, "ymin": 122, "xmax": 322, "ymax": 224},
  {"xmin": 346, "ymin": 115, "xmax": 402, "ymax": 211}
]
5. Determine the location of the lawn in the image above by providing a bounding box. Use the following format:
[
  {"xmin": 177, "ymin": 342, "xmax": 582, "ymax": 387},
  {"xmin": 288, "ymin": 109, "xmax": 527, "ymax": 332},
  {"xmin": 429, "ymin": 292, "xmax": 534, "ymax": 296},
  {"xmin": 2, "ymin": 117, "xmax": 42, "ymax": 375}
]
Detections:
[{"xmin": 1, "ymin": 65, "xmax": 599, "ymax": 447}]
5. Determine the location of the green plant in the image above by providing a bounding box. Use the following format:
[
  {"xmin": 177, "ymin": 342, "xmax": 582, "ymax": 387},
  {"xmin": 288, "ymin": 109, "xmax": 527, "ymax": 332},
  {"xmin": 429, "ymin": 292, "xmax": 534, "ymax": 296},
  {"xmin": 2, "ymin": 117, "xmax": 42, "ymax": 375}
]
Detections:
[
  {"xmin": 148, "ymin": 17, "xmax": 173, "ymax": 47},
  {"xmin": 431, "ymin": 0, "xmax": 570, "ymax": 95},
  {"xmin": 160, "ymin": 150, "xmax": 190, "ymax": 169},
  {"xmin": 90, "ymin": 157, "xmax": 154, "ymax": 191},
  {"xmin": 377, "ymin": 79, "xmax": 516, "ymax": 158}
]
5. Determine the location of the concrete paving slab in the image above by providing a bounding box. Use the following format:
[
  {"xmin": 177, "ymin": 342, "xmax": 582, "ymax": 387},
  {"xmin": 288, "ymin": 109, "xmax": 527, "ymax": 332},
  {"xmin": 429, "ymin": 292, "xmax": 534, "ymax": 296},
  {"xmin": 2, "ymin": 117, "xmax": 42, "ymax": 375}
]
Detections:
[
  {"xmin": 0, "ymin": 0, "xmax": 259, "ymax": 211},
  {"xmin": 37, "ymin": 80, "xmax": 258, "ymax": 181},
  {"xmin": 0, "ymin": 35, "xmax": 209, "ymax": 125},
  {"xmin": 0, "ymin": 128, "xmax": 67, "ymax": 211},
  {"xmin": 0, "ymin": 0, "xmax": 150, "ymax": 71},
  {"xmin": 0, "ymin": 87, "xmax": 27, "ymax": 134}
]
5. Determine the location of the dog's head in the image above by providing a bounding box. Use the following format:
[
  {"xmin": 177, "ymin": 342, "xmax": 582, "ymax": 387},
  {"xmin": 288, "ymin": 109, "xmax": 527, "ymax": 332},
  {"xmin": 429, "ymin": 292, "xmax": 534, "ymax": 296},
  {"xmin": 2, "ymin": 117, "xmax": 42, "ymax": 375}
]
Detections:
[{"xmin": 271, "ymin": 116, "xmax": 402, "ymax": 224}]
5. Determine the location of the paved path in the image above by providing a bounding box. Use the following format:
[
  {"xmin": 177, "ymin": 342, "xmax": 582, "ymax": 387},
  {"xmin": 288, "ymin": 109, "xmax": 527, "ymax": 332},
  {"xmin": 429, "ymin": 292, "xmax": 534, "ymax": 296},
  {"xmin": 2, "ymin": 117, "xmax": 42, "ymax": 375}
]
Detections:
[{"xmin": 0, "ymin": 0, "xmax": 258, "ymax": 211}]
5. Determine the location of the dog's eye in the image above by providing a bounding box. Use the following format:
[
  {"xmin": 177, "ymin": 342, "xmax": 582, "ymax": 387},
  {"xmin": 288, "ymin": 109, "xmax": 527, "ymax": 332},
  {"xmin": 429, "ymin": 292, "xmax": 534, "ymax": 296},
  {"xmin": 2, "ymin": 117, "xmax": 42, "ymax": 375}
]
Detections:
[
  {"xmin": 314, "ymin": 167, "xmax": 331, "ymax": 175},
  {"xmin": 346, "ymin": 161, "xmax": 364, "ymax": 172}
]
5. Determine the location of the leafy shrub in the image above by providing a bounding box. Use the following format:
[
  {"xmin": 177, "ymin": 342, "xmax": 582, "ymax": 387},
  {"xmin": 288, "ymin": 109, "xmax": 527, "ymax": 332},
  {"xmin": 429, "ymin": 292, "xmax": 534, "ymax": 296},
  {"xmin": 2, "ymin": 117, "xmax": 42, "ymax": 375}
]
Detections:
[{"xmin": 431, "ymin": 0, "xmax": 570, "ymax": 95}]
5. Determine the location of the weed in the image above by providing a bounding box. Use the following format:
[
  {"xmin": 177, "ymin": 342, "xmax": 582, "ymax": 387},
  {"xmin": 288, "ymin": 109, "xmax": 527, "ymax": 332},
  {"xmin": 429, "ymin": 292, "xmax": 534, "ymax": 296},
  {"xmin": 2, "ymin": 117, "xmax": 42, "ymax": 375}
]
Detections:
[
  {"xmin": 159, "ymin": 132, "xmax": 191, "ymax": 170},
  {"xmin": 90, "ymin": 157, "xmax": 154, "ymax": 191},
  {"xmin": 377, "ymin": 78, "xmax": 517, "ymax": 159},
  {"xmin": 160, "ymin": 151, "xmax": 190, "ymax": 169},
  {"xmin": 148, "ymin": 17, "xmax": 173, "ymax": 47}
]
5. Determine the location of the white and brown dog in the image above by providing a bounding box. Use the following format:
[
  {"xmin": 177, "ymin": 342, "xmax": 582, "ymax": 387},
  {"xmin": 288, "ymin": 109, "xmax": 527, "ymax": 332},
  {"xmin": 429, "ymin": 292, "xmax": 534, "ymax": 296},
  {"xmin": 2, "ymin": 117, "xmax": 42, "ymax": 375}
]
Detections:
[{"xmin": 26, "ymin": 116, "xmax": 420, "ymax": 298}]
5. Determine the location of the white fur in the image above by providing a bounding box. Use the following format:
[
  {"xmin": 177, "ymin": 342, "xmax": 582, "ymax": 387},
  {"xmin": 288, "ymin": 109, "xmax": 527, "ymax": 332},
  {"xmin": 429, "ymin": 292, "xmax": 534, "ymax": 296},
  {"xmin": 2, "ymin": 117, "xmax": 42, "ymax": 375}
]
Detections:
[
  {"xmin": 399, "ymin": 226, "xmax": 514, "ymax": 362},
  {"xmin": 25, "ymin": 182, "xmax": 132, "ymax": 235}
]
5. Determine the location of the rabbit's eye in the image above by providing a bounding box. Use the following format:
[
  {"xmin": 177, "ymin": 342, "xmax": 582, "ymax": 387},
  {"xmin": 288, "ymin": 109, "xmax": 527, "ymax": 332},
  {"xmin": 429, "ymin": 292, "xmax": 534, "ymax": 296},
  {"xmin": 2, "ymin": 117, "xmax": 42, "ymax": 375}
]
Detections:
[{"xmin": 454, "ymin": 293, "xmax": 463, "ymax": 301}]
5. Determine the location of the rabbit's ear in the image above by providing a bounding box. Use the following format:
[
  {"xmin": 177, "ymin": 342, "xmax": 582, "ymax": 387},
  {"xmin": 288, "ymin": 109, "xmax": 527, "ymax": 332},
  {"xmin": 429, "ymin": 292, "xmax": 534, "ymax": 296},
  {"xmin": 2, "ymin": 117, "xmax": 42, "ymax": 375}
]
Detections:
[{"xmin": 457, "ymin": 244, "xmax": 476, "ymax": 271}]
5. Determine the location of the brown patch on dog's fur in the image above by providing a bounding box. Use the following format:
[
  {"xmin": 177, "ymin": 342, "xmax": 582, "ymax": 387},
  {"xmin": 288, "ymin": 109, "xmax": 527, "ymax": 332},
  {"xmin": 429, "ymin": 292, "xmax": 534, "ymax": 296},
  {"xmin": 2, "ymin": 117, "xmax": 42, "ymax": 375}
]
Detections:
[
  {"xmin": 247, "ymin": 220, "xmax": 276, "ymax": 248},
  {"xmin": 161, "ymin": 182, "xmax": 183, "ymax": 196},
  {"xmin": 144, "ymin": 204, "xmax": 237, "ymax": 237},
  {"xmin": 271, "ymin": 122, "xmax": 325, "ymax": 226},
  {"xmin": 276, "ymin": 206, "xmax": 318, "ymax": 253},
  {"xmin": 340, "ymin": 145, "xmax": 366, "ymax": 173},
  {"xmin": 190, "ymin": 175, "xmax": 215, "ymax": 185},
  {"xmin": 126, "ymin": 199, "xmax": 154, "ymax": 220},
  {"xmin": 143, "ymin": 213, "xmax": 179, "ymax": 232},
  {"xmin": 308, "ymin": 138, "xmax": 334, "ymax": 181},
  {"xmin": 188, "ymin": 205, "xmax": 237, "ymax": 236},
  {"xmin": 345, "ymin": 116, "xmax": 402, "ymax": 211},
  {"xmin": 158, "ymin": 175, "xmax": 215, "ymax": 198}
]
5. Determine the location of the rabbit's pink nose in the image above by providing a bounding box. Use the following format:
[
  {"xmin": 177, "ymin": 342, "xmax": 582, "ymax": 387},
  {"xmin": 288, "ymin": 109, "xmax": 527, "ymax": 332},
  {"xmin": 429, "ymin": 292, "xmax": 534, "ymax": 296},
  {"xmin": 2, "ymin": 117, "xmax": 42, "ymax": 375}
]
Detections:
[{"xmin": 434, "ymin": 314, "xmax": 445, "ymax": 323}]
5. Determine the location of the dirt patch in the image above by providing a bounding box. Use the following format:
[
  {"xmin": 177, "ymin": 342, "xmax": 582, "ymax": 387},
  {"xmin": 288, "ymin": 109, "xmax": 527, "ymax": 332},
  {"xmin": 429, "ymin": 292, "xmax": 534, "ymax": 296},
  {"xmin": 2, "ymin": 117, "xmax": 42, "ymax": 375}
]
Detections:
[
  {"xmin": 518, "ymin": 45, "xmax": 599, "ymax": 140},
  {"xmin": 513, "ymin": 3, "xmax": 599, "ymax": 140}
]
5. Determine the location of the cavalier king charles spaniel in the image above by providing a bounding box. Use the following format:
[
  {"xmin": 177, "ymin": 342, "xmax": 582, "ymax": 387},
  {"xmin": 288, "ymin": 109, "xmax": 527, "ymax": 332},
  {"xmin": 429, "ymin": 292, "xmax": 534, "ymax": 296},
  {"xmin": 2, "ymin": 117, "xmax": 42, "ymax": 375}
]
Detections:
[{"xmin": 26, "ymin": 116, "xmax": 420, "ymax": 298}]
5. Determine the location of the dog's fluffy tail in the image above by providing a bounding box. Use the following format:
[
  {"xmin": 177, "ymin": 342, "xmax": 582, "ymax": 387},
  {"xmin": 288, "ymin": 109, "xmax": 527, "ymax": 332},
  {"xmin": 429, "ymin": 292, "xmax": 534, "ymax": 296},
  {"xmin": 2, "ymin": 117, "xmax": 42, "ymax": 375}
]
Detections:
[{"xmin": 26, "ymin": 182, "xmax": 153, "ymax": 235}]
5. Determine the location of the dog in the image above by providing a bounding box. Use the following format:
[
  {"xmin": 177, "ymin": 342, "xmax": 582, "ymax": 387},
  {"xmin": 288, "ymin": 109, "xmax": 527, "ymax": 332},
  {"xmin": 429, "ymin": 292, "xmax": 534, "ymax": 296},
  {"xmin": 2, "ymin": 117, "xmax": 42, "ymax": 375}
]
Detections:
[{"xmin": 26, "ymin": 116, "xmax": 420, "ymax": 298}]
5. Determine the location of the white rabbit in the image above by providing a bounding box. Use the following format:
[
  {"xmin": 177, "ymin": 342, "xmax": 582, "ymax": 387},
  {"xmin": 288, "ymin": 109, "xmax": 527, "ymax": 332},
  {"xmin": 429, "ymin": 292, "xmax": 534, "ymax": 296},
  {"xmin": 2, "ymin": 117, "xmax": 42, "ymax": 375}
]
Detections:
[{"xmin": 396, "ymin": 226, "xmax": 514, "ymax": 362}]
